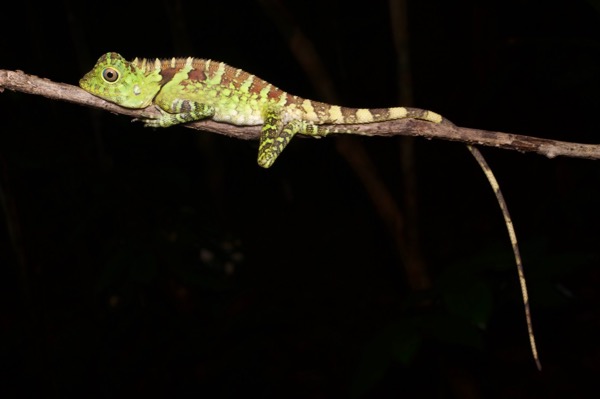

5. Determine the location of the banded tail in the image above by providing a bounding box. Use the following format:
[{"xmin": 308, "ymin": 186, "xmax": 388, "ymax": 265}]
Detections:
[{"xmin": 293, "ymin": 101, "xmax": 451, "ymax": 127}]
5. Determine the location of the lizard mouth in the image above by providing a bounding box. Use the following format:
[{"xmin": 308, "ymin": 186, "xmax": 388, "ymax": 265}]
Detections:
[
  {"xmin": 79, "ymin": 76, "xmax": 94, "ymax": 92},
  {"xmin": 79, "ymin": 76, "xmax": 107, "ymax": 99}
]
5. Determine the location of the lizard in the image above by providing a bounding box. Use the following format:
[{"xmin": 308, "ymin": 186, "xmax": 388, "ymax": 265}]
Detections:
[{"xmin": 79, "ymin": 52, "xmax": 541, "ymax": 369}]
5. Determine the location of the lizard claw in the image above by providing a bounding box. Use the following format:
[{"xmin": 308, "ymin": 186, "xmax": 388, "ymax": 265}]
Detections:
[
  {"xmin": 257, "ymin": 151, "xmax": 277, "ymax": 168},
  {"xmin": 131, "ymin": 117, "xmax": 161, "ymax": 128}
]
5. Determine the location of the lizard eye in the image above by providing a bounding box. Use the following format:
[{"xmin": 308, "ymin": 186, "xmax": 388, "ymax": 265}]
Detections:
[{"xmin": 102, "ymin": 67, "xmax": 119, "ymax": 83}]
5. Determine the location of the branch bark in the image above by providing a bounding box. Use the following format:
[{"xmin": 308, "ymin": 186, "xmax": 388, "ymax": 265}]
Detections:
[{"xmin": 2, "ymin": 68, "xmax": 600, "ymax": 160}]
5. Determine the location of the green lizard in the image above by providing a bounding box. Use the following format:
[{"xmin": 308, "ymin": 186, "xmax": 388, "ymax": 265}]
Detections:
[
  {"xmin": 79, "ymin": 52, "xmax": 540, "ymax": 369},
  {"xmin": 79, "ymin": 52, "xmax": 451, "ymax": 168}
]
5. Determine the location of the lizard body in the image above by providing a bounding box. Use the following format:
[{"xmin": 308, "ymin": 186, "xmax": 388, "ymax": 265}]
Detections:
[
  {"xmin": 79, "ymin": 52, "xmax": 449, "ymax": 168},
  {"xmin": 80, "ymin": 53, "xmax": 540, "ymax": 369}
]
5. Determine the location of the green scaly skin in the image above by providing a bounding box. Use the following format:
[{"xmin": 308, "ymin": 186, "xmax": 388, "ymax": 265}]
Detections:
[
  {"xmin": 79, "ymin": 52, "xmax": 451, "ymax": 168},
  {"xmin": 80, "ymin": 52, "xmax": 541, "ymax": 370}
]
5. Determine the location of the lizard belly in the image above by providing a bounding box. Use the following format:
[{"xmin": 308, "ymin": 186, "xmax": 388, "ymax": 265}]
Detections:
[
  {"xmin": 213, "ymin": 109, "xmax": 264, "ymax": 126},
  {"xmin": 211, "ymin": 96, "xmax": 265, "ymax": 126}
]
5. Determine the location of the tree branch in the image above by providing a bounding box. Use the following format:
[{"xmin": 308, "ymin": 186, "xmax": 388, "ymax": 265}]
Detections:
[{"xmin": 2, "ymin": 69, "xmax": 599, "ymax": 160}]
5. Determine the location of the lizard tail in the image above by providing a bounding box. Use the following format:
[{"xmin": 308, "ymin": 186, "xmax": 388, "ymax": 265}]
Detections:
[
  {"xmin": 300, "ymin": 100, "xmax": 453, "ymax": 126},
  {"xmin": 467, "ymin": 145, "xmax": 541, "ymax": 371}
]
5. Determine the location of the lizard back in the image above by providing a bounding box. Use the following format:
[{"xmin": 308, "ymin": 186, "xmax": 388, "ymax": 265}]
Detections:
[{"xmin": 131, "ymin": 55, "xmax": 448, "ymax": 128}]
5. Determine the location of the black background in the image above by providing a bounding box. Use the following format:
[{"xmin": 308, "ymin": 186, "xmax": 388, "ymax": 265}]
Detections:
[{"xmin": 1, "ymin": 0, "xmax": 599, "ymax": 397}]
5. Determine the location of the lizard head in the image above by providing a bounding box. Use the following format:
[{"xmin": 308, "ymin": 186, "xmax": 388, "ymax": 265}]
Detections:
[{"xmin": 80, "ymin": 52, "xmax": 161, "ymax": 109}]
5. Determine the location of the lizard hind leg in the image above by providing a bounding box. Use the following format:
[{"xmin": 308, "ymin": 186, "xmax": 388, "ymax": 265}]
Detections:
[{"xmin": 258, "ymin": 113, "xmax": 307, "ymax": 168}]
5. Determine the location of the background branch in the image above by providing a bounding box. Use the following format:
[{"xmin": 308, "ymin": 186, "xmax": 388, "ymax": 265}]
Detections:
[{"xmin": 2, "ymin": 69, "xmax": 599, "ymax": 160}]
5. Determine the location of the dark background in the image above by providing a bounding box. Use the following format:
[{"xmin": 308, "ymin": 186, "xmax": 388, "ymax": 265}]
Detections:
[{"xmin": 1, "ymin": 0, "xmax": 599, "ymax": 397}]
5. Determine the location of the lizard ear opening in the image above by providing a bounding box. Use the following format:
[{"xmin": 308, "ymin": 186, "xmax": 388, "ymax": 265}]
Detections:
[{"xmin": 102, "ymin": 67, "xmax": 120, "ymax": 83}]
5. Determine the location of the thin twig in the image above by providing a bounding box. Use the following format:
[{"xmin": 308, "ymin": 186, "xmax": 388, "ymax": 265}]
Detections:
[{"xmin": 2, "ymin": 69, "xmax": 599, "ymax": 160}]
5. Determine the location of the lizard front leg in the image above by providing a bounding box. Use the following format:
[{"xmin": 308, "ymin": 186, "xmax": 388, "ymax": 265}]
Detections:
[{"xmin": 143, "ymin": 99, "xmax": 215, "ymax": 128}]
